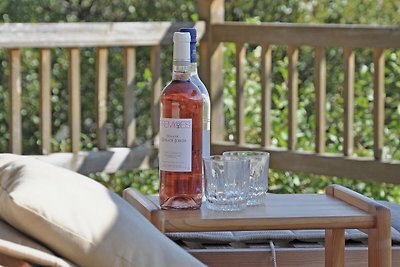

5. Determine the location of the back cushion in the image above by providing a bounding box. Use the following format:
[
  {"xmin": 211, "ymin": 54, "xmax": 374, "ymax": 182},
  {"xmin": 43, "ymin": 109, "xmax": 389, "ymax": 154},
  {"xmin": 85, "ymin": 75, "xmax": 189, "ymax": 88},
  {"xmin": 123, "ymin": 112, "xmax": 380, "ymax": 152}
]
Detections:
[{"xmin": 0, "ymin": 154, "xmax": 205, "ymax": 267}]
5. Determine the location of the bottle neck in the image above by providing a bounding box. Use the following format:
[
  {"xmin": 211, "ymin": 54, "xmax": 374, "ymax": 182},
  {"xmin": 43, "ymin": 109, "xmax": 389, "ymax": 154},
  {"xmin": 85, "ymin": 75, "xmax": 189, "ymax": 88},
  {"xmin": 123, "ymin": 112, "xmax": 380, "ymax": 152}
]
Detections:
[
  {"xmin": 172, "ymin": 61, "xmax": 191, "ymax": 81},
  {"xmin": 189, "ymin": 62, "xmax": 198, "ymax": 75}
]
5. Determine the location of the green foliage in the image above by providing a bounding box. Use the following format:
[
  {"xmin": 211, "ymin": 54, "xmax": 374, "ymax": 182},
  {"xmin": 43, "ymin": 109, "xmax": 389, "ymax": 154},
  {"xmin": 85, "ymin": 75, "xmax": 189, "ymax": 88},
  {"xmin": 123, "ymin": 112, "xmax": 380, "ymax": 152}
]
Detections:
[
  {"xmin": 269, "ymin": 170, "xmax": 400, "ymax": 203},
  {"xmin": 0, "ymin": 1, "xmax": 399, "ymax": 202},
  {"xmin": 221, "ymin": 1, "xmax": 400, "ymax": 202},
  {"xmin": 90, "ymin": 169, "xmax": 159, "ymax": 195}
]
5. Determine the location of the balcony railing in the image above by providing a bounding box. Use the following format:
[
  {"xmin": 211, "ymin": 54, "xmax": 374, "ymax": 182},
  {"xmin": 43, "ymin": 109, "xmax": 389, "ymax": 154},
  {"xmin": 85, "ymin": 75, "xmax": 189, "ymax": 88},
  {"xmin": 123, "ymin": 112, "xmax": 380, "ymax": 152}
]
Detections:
[
  {"xmin": 0, "ymin": 0, "xmax": 399, "ymax": 183},
  {"xmin": 200, "ymin": 0, "xmax": 400, "ymax": 183}
]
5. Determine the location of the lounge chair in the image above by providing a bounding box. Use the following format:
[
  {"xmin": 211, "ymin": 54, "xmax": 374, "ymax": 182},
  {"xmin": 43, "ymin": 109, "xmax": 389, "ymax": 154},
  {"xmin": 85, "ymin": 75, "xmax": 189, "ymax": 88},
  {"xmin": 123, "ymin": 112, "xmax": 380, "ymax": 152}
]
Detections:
[{"xmin": 0, "ymin": 154, "xmax": 205, "ymax": 267}]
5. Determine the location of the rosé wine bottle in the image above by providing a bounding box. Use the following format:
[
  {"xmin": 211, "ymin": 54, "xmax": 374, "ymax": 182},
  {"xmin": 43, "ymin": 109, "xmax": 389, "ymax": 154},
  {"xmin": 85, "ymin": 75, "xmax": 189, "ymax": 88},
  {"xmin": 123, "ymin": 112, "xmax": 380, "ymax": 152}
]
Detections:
[
  {"xmin": 159, "ymin": 32, "xmax": 203, "ymax": 209},
  {"xmin": 180, "ymin": 28, "xmax": 211, "ymax": 202}
]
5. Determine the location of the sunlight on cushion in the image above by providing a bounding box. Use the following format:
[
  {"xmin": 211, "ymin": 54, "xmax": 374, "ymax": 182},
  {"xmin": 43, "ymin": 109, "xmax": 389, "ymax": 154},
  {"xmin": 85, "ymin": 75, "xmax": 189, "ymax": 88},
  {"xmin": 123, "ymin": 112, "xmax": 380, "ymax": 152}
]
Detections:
[{"xmin": 0, "ymin": 154, "xmax": 205, "ymax": 267}]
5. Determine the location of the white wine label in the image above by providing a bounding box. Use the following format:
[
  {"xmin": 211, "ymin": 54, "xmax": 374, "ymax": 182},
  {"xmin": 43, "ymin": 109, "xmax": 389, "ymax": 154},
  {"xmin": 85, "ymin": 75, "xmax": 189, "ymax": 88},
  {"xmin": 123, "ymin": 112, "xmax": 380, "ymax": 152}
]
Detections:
[{"xmin": 159, "ymin": 118, "xmax": 192, "ymax": 172}]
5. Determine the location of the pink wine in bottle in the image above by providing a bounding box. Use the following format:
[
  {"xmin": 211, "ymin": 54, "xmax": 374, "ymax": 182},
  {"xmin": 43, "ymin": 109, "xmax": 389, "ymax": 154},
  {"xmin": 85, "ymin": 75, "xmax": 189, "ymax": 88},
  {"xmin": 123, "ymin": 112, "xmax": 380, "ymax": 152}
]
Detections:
[{"xmin": 159, "ymin": 32, "xmax": 203, "ymax": 209}]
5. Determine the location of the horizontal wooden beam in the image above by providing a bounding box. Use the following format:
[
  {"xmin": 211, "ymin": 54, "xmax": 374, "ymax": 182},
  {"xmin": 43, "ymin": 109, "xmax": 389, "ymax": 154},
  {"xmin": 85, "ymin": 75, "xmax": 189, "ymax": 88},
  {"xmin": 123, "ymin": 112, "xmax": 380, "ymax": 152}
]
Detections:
[
  {"xmin": 0, "ymin": 22, "xmax": 205, "ymax": 48},
  {"xmin": 32, "ymin": 145, "xmax": 156, "ymax": 174},
  {"xmin": 212, "ymin": 22, "xmax": 400, "ymax": 48},
  {"xmin": 212, "ymin": 142, "xmax": 400, "ymax": 184},
  {"xmin": 190, "ymin": 246, "xmax": 400, "ymax": 267}
]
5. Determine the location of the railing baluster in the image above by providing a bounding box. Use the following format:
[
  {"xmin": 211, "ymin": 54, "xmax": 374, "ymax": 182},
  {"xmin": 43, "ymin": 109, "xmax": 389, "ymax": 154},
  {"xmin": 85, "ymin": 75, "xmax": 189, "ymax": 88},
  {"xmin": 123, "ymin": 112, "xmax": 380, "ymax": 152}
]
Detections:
[
  {"xmin": 288, "ymin": 46, "xmax": 299, "ymax": 151},
  {"xmin": 68, "ymin": 48, "xmax": 81, "ymax": 153},
  {"xmin": 96, "ymin": 47, "xmax": 108, "ymax": 150},
  {"xmin": 261, "ymin": 44, "xmax": 272, "ymax": 147},
  {"xmin": 124, "ymin": 47, "xmax": 136, "ymax": 147},
  {"xmin": 373, "ymin": 48, "xmax": 385, "ymax": 160},
  {"xmin": 235, "ymin": 43, "xmax": 246, "ymax": 145},
  {"xmin": 343, "ymin": 48, "xmax": 355, "ymax": 156},
  {"xmin": 199, "ymin": 0, "xmax": 224, "ymax": 143},
  {"xmin": 315, "ymin": 47, "xmax": 326, "ymax": 153},
  {"xmin": 39, "ymin": 48, "xmax": 52, "ymax": 154},
  {"xmin": 150, "ymin": 45, "xmax": 161, "ymax": 145},
  {"xmin": 8, "ymin": 48, "xmax": 22, "ymax": 154}
]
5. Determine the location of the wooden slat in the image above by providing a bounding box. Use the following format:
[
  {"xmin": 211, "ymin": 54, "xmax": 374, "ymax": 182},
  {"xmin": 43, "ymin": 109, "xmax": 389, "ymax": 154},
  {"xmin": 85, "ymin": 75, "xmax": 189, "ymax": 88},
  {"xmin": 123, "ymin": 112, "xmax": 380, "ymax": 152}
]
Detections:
[
  {"xmin": 235, "ymin": 43, "xmax": 246, "ymax": 145},
  {"xmin": 287, "ymin": 46, "xmax": 298, "ymax": 150},
  {"xmin": 315, "ymin": 47, "xmax": 326, "ymax": 153},
  {"xmin": 148, "ymin": 193, "xmax": 373, "ymax": 233},
  {"xmin": 208, "ymin": 43, "xmax": 225, "ymax": 142},
  {"xmin": 209, "ymin": 43, "xmax": 224, "ymax": 142},
  {"xmin": 211, "ymin": 142, "xmax": 400, "ymax": 184},
  {"xmin": 368, "ymin": 204, "xmax": 392, "ymax": 267},
  {"xmin": 95, "ymin": 47, "xmax": 108, "ymax": 150},
  {"xmin": 124, "ymin": 47, "xmax": 136, "ymax": 147},
  {"xmin": 68, "ymin": 48, "xmax": 81, "ymax": 153},
  {"xmin": 326, "ymin": 184, "xmax": 382, "ymax": 213},
  {"xmin": 261, "ymin": 44, "xmax": 272, "ymax": 147},
  {"xmin": 8, "ymin": 49, "xmax": 22, "ymax": 154},
  {"xmin": 34, "ymin": 145, "xmax": 155, "ymax": 174},
  {"xmin": 343, "ymin": 48, "xmax": 355, "ymax": 156},
  {"xmin": 199, "ymin": 0, "xmax": 225, "ymax": 143},
  {"xmin": 0, "ymin": 22, "xmax": 205, "ymax": 48},
  {"xmin": 212, "ymin": 22, "xmax": 400, "ymax": 48},
  {"xmin": 325, "ymin": 229, "xmax": 345, "ymax": 267},
  {"xmin": 150, "ymin": 45, "xmax": 161, "ymax": 145},
  {"xmin": 326, "ymin": 185, "xmax": 392, "ymax": 267},
  {"xmin": 373, "ymin": 48, "xmax": 385, "ymax": 160},
  {"xmin": 123, "ymin": 188, "xmax": 160, "ymax": 221},
  {"xmin": 189, "ymin": 242, "xmax": 400, "ymax": 267},
  {"xmin": 39, "ymin": 48, "xmax": 52, "ymax": 155}
]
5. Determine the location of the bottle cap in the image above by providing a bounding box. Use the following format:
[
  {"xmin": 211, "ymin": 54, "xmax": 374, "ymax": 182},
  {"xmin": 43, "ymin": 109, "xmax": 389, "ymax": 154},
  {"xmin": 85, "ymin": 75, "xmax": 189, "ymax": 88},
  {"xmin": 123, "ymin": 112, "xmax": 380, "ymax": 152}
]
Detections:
[
  {"xmin": 180, "ymin": 28, "xmax": 197, "ymax": 63},
  {"xmin": 179, "ymin": 28, "xmax": 197, "ymax": 43},
  {"xmin": 173, "ymin": 32, "xmax": 191, "ymax": 64}
]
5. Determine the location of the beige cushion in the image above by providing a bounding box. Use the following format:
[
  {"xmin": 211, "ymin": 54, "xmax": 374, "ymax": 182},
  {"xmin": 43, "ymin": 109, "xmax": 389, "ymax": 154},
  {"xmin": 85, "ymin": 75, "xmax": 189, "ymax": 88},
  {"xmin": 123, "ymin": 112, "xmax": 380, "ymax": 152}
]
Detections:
[
  {"xmin": 0, "ymin": 154, "xmax": 205, "ymax": 267},
  {"xmin": 0, "ymin": 220, "xmax": 74, "ymax": 267}
]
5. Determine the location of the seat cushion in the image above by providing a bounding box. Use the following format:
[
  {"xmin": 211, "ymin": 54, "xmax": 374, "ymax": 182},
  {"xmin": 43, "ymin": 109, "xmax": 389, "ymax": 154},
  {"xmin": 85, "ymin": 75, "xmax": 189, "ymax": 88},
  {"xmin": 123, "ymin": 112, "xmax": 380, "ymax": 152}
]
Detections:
[
  {"xmin": 0, "ymin": 219, "xmax": 75, "ymax": 267},
  {"xmin": 0, "ymin": 154, "xmax": 205, "ymax": 267}
]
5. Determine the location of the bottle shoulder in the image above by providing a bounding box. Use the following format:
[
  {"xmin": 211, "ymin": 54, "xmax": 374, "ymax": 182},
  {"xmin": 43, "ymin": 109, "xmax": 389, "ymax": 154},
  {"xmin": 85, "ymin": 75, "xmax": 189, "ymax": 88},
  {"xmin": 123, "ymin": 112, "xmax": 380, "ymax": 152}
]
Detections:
[
  {"xmin": 190, "ymin": 74, "xmax": 210, "ymax": 97},
  {"xmin": 162, "ymin": 80, "xmax": 202, "ymax": 100}
]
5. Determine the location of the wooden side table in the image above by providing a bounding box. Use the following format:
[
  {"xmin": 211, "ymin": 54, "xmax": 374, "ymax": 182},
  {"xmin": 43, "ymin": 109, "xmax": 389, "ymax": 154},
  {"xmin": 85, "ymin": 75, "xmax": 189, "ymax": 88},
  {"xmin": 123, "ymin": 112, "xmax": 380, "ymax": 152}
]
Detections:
[{"xmin": 123, "ymin": 185, "xmax": 391, "ymax": 267}]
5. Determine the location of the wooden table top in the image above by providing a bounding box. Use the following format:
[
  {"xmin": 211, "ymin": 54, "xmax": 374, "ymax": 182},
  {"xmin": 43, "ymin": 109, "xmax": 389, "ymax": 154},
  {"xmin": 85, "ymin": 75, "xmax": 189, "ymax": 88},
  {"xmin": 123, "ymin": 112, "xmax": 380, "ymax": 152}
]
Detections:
[{"xmin": 146, "ymin": 193, "xmax": 374, "ymax": 232}]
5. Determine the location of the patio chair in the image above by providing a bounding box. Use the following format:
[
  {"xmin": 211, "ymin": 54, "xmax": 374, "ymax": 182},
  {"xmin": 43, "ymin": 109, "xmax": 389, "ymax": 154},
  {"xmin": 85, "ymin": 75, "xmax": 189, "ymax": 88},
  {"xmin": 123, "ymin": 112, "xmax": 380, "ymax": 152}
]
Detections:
[{"xmin": 0, "ymin": 154, "xmax": 206, "ymax": 267}]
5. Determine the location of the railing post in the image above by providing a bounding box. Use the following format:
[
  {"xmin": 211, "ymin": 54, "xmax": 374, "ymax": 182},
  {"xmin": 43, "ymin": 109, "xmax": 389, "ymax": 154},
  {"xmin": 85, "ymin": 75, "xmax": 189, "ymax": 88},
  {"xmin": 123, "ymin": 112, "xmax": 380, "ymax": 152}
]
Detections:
[
  {"xmin": 373, "ymin": 48, "xmax": 384, "ymax": 161},
  {"xmin": 8, "ymin": 49, "xmax": 22, "ymax": 154},
  {"xmin": 96, "ymin": 47, "xmax": 108, "ymax": 150},
  {"xmin": 68, "ymin": 48, "xmax": 81, "ymax": 153},
  {"xmin": 199, "ymin": 0, "xmax": 225, "ymax": 144},
  {"xmin": 287, "ymin": 46, "xmax": 299, "ymax": 151},
  {"xmin": 124, "ymin": 47, "xmax": 137, "ymax": 147},
  {"xmin": 261, "ymin": 45, "xmax": 272, "ymax": 148},
  {"xmin": 150, "ymin": 45, "xmax": 161, "ymax": 146},
  {"xmin": 235, "ymin": 43, "xmax": 246, "ymax": 145},
  {"xmin": 39, "ymin": 48, "xmax": 52, "ymax": 155},
  {"xmin": 343, "ymin": 48, "xmax": 355, "ymax": 156},
  {"xmin": 315, "ymin": 47, "xmax": 326, "ymax": 154}
]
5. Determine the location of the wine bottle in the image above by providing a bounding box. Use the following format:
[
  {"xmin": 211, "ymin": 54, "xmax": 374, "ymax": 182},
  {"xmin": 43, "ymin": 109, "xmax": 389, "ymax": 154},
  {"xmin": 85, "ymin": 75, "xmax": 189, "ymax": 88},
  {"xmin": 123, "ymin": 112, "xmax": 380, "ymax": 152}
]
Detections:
[
  {"xmin": 179, "ymin": 28, "xmax": 211, "ymax": 160},
  {"xmin": 159, "ymin": 32, "xmax": 203, "ymax": 209}
]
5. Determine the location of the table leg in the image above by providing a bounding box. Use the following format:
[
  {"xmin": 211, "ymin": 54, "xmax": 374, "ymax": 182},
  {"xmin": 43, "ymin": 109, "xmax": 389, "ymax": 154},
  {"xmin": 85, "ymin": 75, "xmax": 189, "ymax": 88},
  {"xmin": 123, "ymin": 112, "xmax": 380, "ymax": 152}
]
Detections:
[
  {"xmin": 325, "ymin": 228, "xmax": 344, "ymax": 267},
  {"xmin": 368, "ymin": 205, "xmax": 391, "ymax": 267}
]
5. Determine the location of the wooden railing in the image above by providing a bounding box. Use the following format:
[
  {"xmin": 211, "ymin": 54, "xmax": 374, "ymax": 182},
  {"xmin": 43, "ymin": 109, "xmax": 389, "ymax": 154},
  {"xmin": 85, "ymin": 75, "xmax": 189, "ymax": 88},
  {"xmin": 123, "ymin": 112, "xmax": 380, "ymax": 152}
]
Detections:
[
  {"xmin": 199, "ymin": 0, "xmax": 400, "ymax": 183},
  {"xmin": 0, "ymin": 0, "xmax": 399, "ymax": 184},
  {"xmin": 0, "ymin": 22, "xmax": 205, "ymax": 173}
]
